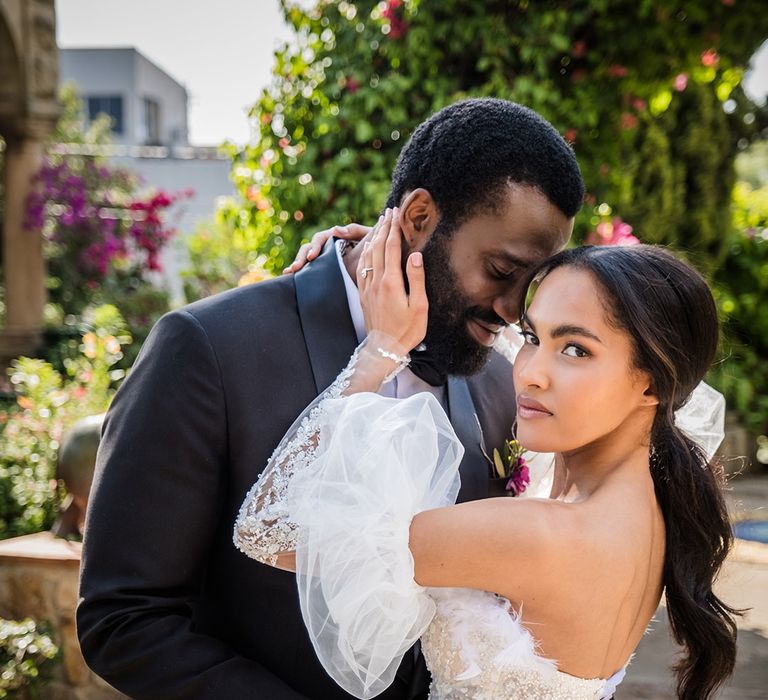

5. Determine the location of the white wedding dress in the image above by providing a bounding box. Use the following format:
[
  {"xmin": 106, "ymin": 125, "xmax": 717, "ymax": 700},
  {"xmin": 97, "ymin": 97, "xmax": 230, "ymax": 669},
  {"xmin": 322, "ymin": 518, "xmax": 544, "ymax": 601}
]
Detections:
[{"xmin": 233, "ymin": 337, "xmax": 724, "ymax": 700}]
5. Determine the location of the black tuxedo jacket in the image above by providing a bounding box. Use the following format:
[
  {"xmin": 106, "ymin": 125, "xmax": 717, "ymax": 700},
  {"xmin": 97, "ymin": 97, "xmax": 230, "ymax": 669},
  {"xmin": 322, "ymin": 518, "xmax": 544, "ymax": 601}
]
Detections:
[{"xmin": 77, "ymin": 243, "xmax": 517, "ymax": 699}]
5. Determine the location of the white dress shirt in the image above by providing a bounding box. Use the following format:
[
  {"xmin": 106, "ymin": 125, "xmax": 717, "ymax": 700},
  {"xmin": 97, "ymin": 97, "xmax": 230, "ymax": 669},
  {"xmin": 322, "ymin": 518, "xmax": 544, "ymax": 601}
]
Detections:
[{"xmin": 334, "ymin": 240, "xmax": 447, "ymax": 408}]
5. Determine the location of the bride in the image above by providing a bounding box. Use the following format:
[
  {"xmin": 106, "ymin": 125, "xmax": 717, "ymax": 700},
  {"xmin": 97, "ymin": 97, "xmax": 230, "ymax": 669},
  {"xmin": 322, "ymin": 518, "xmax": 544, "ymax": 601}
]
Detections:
[{"xmin": 234, "ymin": 211, "xmax": 738, "ymax": 700}]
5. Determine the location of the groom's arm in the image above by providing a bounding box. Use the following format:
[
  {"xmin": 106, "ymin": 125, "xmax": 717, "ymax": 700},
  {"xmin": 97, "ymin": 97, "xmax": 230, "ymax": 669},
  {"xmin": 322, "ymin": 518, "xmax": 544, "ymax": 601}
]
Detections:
[{"xmin": 77, "ymin": 310, "xmax": 308, "ymax": 700}]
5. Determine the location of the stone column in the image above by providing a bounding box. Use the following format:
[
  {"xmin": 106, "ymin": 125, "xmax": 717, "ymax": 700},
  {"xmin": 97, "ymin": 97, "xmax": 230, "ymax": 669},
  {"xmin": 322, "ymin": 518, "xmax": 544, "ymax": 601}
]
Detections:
[{"xmin": 1, "ymin": 133, "xmax": 46, "ymax": 359}]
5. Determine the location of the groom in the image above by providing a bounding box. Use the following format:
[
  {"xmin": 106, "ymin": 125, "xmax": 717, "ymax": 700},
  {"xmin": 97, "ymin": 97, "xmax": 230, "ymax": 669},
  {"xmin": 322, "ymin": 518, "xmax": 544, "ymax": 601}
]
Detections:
[{"xmin": 78, "ymin": 98, "xmax": 584, "ymax": 699}]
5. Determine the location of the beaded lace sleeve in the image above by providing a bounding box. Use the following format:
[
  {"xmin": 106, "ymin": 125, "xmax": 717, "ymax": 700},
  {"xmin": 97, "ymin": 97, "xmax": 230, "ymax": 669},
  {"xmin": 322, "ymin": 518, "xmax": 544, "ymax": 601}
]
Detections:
[{"xmin": 233, "ymin": 337, "xmax": 409, "ymax": 568}]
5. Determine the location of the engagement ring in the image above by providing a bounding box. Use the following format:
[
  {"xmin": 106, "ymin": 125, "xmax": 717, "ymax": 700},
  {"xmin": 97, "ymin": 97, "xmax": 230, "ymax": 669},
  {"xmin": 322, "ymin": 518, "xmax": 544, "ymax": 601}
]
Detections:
[{"xmin": 361, "ymin": 267, "xmax": 374, "ymax": 279}]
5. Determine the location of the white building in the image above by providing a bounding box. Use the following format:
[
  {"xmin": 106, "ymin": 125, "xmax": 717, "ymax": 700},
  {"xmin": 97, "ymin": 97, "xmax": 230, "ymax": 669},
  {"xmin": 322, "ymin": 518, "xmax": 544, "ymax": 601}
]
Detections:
[{"xmin": 59, "ymin": 47, "xmax": 189, "ymax": 147}]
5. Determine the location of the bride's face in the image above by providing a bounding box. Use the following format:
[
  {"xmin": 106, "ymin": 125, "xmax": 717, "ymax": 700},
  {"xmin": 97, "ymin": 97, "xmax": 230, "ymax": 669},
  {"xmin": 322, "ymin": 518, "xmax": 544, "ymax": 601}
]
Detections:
[{"xmin": 512, "ymin": 266, "xmax": 656, "ymax": 454}]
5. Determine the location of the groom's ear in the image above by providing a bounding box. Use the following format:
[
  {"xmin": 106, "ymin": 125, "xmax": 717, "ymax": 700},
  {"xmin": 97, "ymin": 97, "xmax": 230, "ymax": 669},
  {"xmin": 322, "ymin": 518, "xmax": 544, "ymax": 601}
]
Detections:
[{"xmin": 399, "ymin": 188, "xmax": 440, "ymax": 251}]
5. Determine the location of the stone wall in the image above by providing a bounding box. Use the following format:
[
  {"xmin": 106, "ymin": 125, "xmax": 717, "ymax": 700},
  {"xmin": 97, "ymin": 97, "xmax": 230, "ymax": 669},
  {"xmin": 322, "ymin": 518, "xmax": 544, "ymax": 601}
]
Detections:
[{"xmin": 0, "ymin": 532, "xmax": 124, "ymax": 700}]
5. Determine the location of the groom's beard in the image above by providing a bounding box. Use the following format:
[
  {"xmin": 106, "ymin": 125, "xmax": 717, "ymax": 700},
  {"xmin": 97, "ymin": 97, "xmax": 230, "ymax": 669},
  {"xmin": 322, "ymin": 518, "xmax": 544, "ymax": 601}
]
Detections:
[{"xmin": 419, "ymin": 229, "xmax": 504, "ymax": 377}]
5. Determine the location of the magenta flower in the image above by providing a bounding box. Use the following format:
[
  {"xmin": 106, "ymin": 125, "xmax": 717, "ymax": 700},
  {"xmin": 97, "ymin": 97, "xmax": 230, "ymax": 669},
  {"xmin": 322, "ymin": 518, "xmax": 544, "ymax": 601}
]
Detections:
[
  {"xmin": 701, "ymin": 49, "xmax": 720, "ymax": 67},
  {"xmin": 586, "ymin": 216, "xmax": 640, "ymax": 246},
  {"xmin": 24, "ymin": 154, "xmax": 190, "ymax": 296},
  {"xmin": 382, "ymin": 0, "xmax": 408, "ymax": 39},
  {"xmin": 607, "ymin": 64, "xmax": 629, "ymax": 78},
  {"xmin": 506, "ymin": 461, "xmax": 531, "ymax": 496}
]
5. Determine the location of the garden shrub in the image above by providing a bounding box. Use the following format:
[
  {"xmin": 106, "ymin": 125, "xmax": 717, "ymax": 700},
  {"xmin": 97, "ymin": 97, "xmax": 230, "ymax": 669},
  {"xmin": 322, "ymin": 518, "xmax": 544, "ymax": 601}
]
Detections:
[
  {"xmin": 22, "ymin": 85, "xmax": 185, "ymax": 346},
  {"xmin": 182, "ymin": 210, "xmax": 273, "ymax": 303},
  {"xmin": 226, "ymin": 0, "xmax": 766, "ymax": 273},
  {"xmin": 0, "ymin": 618, "xmax": 59, "ymax": 699},
  {"xmin": 708, "ymin": 182, "xmax": 768, "ymax": 441},
  {"xmin": 0, "ymin": 306, "xmax": 130, "ymax": 540}
]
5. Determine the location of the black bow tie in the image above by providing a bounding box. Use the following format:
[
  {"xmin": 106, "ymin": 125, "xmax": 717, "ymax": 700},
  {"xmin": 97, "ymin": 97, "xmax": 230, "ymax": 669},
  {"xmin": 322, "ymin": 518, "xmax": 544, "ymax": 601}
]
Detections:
[{"xmin": 408, "ymin": 344, "xmax": 448, "ymax": 387}]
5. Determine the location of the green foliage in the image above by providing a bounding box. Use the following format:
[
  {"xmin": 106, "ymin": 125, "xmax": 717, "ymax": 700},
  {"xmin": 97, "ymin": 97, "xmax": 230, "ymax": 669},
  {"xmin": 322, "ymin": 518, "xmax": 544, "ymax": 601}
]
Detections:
[
  {"xmin": 53, "ymin": 83, "xmax": 113, "ymax": 147},
  {"xmin": 736, "ymin": 140, "xmax": 768, "ymax": 188},
  {"xmin": 0, "ymin": 618, "xmax": 59, "ymax": 699},
  {"xmin": 622, "ymin": 80, "xmax": 736, "ymax": 273},
  {"xmin": 0, "ymin": 307, "xmax": 130, "ymax": 540},
  {"xmin": 229, "ymin": 0, "xmax": 767, "ymax": 273},
  {"xmin": 708, "ymin": 182, "xmax": 768, "ymax": 438},
  {"xmin": 182, "ymin": 207, "xmax": 273, "ymax": 302}
]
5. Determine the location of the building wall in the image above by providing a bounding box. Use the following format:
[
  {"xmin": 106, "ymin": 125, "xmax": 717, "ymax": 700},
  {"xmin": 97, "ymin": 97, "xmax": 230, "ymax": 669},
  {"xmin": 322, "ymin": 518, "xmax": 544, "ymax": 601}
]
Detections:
[
  {"xmin": 59, "ymin": 48, "xmax": 189, "ymax": 147},
  {"xmin": 109, "ymin": 152, "xmax": 232, "ymax": 236},
  {"xmin": 132, "ymin": 50, "xmax": 188, "ymax": 146}
]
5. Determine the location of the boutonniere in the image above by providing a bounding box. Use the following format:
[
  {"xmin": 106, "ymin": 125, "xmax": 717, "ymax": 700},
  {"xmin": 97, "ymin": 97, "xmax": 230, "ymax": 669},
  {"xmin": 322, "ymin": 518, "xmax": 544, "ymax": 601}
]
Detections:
[{"xmin": 492, "ymin": 438, "xmax": 531, "ymax": 496}]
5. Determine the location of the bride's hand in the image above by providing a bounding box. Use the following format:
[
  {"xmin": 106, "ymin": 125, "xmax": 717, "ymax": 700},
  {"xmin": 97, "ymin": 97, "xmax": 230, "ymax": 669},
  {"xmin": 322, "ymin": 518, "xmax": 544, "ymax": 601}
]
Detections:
[
  {"xmin": 358, "ymin": 208, "xmax": 427, "ymax": 355},
  {"xmin": 282, "ymin": 222, "xmax": 371, "ymax": 274}
]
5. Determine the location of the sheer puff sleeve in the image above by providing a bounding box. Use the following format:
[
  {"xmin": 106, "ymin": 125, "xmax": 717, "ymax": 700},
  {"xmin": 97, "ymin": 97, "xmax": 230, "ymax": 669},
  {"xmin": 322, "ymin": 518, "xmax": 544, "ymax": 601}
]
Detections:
[{"xmin": 234, "ymin": 342, "xmax": 463, "ymax": 698}]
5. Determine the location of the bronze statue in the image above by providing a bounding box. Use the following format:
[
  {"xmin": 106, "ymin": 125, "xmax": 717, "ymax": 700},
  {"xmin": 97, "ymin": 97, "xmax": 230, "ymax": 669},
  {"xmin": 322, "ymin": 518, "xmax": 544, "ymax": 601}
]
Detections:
[{"xmin": 52, "ymin": 413, "xmax": 104, "ymax": 539}]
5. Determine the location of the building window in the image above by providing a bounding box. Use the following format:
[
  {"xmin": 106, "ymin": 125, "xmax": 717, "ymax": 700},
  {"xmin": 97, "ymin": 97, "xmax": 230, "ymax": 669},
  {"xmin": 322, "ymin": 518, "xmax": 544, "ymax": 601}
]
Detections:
[
  {"xmin": 87, "ymin": 96, "xmax": 123, "ymax": 134},
  {"xmin": 143, "ymin": 98, "xmax": 161, "ymax": 145}
]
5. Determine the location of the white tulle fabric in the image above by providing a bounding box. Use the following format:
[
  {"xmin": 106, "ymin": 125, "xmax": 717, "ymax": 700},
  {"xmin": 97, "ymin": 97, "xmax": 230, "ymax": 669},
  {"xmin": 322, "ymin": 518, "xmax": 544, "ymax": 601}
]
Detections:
[
  {"xmin": 288, "ymin": 392, "xmax": 462, "ymax": 698},
  {"xmin": 675, "ymin": 381, "xmax": 726, "ymax": 462}
]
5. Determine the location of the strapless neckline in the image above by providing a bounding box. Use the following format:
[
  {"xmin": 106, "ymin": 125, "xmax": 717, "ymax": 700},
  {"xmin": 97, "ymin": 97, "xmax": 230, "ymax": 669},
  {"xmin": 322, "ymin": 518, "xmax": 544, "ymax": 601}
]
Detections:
[{"xmin": 422, "ymin": 588, "xmax": 628, "ymax": 700}]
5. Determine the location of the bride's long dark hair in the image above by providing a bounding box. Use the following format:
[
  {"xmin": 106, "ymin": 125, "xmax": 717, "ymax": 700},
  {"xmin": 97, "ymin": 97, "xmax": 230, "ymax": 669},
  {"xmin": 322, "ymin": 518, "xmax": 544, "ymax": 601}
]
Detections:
[{"xmin": 519, "ymin": 244, "xmax": 739, "ymax": 700}]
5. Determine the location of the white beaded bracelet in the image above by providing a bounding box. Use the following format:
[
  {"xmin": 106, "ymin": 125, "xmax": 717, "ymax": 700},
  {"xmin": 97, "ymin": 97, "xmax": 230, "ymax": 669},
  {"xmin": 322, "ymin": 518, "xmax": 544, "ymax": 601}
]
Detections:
[{"xmin": 376, "ymin": 346, "xmax": 410, "ymax": 383}]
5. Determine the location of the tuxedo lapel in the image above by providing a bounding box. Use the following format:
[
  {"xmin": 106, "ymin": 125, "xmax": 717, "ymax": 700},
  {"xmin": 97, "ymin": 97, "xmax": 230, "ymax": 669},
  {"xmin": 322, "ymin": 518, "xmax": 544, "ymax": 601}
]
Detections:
[
  {"xmin": 294, "ymin": 241, "xmax": 359, "ymax": 393},
  {"xmin": 447, "ymin": 376, "xmax": 488, "ymax": 502}
]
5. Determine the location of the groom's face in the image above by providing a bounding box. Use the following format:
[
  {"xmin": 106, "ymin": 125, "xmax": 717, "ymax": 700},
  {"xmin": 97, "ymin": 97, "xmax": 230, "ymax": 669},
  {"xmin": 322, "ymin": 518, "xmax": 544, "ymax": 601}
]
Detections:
[{"xmin": 418, "ymin": 183, "xmax": 573, "ymax": 376}]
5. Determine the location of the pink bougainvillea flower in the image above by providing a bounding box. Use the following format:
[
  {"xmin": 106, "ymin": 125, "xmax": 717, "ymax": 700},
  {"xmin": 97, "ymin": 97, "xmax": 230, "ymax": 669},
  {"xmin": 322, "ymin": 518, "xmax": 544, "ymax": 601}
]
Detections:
[
  {"xmin": 570, "ymin": 69, "xmax": 587, "ymax": 83},
  {"xmin": 620, "ymin": 112, "xmax": 639, "ymax": 130},
  {"xmin": 586, "ymin": 217, "xmax": 640, "ymax": 246},
  {"xmin": 612, "ymin": 219, "xmax": 639, "ymax": 245},
  {"xmin": 674, "ymin": 73, "xmax": 689, "ymax": 91},
  {"xmin": 72, "ymin": 386, "xmax": 87, "ymax": 400},
  {"xmin": 388, "ymin": 18, "xmax": 408, "ymax": 39},
  {"xmin": 382, "ymin": 0, "xmax": 408, "ymax": 39},
  {"xmin": 607, "ymin": 64, "xmax": 629, "ymax": 78},
  {"xmin": 701, "ymin": 49, "xmax": 720, "ymax": 67},
  {"xmin": 571, "ymin": 40, "xmax": 587, "ymax": 58}
]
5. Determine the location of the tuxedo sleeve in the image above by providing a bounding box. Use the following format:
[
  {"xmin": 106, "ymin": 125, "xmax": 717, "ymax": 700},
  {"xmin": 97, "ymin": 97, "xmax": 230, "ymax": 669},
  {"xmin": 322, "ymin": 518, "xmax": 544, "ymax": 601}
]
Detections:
[{"xmin": 77, "ymin": 310, "xmax": 308, "ymax": 700}]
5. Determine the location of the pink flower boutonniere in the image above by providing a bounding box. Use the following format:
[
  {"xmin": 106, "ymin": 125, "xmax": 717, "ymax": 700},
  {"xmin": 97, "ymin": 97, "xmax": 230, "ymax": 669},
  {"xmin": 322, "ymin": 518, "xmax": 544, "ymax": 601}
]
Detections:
[{"xmin": 493, "ymin": 439, "xmax": 531, "ymax": 496}]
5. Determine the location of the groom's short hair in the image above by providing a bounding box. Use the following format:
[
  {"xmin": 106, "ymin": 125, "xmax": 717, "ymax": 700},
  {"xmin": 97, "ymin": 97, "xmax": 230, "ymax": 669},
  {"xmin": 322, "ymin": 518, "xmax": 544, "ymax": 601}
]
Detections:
[{"xmin": 385, "ymin": 98, "xmax": 584, "ymax": 232}]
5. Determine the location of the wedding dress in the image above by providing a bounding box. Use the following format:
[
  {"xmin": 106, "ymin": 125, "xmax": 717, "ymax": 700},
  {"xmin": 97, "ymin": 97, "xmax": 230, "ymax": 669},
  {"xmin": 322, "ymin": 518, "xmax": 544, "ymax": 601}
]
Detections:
[{"xmin": 234, "ymin": 336, "xmax": 724, "ymax": 700}]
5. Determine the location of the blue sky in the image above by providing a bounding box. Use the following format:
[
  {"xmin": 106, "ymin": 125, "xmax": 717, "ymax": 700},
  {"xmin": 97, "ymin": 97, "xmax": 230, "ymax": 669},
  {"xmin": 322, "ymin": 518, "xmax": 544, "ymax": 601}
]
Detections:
[{"xmin": 56, "ymin": 0, "xmax": 767, "ymax": 147}]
